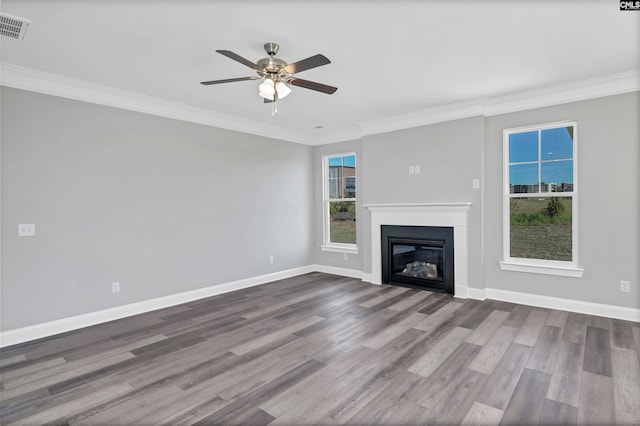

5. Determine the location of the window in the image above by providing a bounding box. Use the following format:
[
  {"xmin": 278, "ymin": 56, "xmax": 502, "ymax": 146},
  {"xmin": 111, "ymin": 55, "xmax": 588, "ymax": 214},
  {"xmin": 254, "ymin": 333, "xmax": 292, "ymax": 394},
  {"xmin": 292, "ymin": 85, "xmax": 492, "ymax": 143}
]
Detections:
[
  {"xmin": 322, "ymin": 153, "xmax": 357, "ymax": 253},
  {"xmin": 501, "ymin": 121, "xmax": 582, "ymax": 277}
]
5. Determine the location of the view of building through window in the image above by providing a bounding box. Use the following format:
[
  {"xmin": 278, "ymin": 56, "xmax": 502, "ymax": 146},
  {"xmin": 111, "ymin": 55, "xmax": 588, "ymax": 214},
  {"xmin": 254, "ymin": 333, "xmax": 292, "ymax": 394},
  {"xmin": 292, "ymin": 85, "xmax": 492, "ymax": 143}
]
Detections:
[
  {"xmin": 326, "ymin": 154, "xmax": 356, "ymax": 245},
  {"xmin": 506, "ymin": 124, "xmax": 576, "ymax": 262}
]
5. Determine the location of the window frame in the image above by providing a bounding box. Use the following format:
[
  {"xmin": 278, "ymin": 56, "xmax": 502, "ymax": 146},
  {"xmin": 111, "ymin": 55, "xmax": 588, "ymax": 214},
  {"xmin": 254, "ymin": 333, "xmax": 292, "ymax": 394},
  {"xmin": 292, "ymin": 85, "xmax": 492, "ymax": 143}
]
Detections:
[
  {"xmin": 321, "ymin": 152, "xmax": 358, "ymax": 254},
  {"xmin": 500, "ymin": 121, "xmax": 583, "ymax": 277}
]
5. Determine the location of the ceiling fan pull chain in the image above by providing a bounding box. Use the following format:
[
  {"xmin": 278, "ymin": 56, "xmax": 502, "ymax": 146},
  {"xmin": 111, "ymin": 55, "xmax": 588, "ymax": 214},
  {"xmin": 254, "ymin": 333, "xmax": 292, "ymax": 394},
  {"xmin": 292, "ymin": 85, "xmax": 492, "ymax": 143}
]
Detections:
[{"xmin": 272, "ymin": 89, "xmax": 278, "ymax": 116}]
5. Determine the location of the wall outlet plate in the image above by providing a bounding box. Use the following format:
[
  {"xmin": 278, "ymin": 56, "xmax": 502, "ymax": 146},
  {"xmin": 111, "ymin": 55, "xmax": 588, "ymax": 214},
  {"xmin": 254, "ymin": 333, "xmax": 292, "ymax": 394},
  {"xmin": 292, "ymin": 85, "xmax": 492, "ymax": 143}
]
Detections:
[
  {"xmin": 620, "ymin": 280, "xmax": 630, "ymax": 292},
  {"xmin": 18, "ymin": 224, "xmax": 35, "ymax": 236}
]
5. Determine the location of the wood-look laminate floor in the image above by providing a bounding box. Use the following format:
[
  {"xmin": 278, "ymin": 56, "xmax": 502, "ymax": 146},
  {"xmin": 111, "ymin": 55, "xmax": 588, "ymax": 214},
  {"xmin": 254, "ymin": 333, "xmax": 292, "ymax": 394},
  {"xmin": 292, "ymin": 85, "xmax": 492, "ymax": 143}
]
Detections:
[{"xmin": 1, "ymin": 273, "xmax": 639, "ymax": 425}]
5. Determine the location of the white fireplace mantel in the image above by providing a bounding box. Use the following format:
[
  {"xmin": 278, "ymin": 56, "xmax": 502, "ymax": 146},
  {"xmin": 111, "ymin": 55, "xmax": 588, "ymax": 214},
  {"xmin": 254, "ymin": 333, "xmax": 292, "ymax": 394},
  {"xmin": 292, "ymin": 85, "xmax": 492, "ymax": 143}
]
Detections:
[{"xmin": 364, "ymin": 202, "xmax": 471, "ymax": 298}]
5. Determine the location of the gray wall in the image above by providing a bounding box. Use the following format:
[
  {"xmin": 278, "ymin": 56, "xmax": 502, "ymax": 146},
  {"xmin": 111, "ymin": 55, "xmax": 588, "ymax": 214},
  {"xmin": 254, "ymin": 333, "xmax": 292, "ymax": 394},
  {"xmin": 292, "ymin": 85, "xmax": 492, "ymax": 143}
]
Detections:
[
  {"xmin": 3, "ymin": 86, "xmax": 638, "ymax": 332},
  {"xmin": 311, "ymin": 117, "xmax": 485, "ymax": 288},
  {"xmin": 484, "ymin": 92, "xmax": 640, "ymax": 309},
  {"xmin": 360, "ymin": 117, "xmax": 485, "ymax": 288},
  {"xmin": 312, "ymin": 93, "xmax": 639, "ymax": 312},
  {"xmin": 1, "ymin": 87, "xmax": 314, "ymax": 331}
]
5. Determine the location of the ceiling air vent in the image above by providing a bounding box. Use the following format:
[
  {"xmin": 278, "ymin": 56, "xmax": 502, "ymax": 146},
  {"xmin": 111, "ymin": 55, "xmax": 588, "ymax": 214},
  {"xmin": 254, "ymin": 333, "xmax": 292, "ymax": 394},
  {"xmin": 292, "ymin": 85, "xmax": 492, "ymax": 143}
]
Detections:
[{"xmin": 0, "ymin": 12, "xmax": 30, "ymax": 41}]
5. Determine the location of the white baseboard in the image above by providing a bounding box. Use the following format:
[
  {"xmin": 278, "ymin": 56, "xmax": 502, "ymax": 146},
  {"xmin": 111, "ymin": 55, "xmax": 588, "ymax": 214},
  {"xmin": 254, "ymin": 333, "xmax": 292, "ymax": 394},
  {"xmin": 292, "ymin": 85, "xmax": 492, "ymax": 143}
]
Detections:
[
  {"xmin": 361, "ymin": 273, "xmax": 374, "ymax": 284},
  {"xmin": 0, "ymin": 265, "xmax": 314, "ymax": 348},
  {"xmin": 465, "ymin": 287, "xmax": 487, "ymax": 301},
  {"xmin": 453, "ymin": 285, "xmax": 469, "ymax": 299},
  {"xmin": 312, "ymin": 264, "xmax": 363, "ymax": 280},
  {"xmin": 3, "ymin": 267, "xmax": 638, "ymax": 347},
  {"xmin": 465, "ymin": 286, "xmax": 640, "ymax": 322}
]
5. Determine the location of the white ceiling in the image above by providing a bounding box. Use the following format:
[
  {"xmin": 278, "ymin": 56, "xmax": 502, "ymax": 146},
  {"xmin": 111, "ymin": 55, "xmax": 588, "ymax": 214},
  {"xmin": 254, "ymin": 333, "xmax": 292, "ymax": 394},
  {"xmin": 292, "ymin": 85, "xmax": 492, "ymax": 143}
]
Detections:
[{"xmin": 1, "ymin": 0, "xmax": 639, "ymax": 144}]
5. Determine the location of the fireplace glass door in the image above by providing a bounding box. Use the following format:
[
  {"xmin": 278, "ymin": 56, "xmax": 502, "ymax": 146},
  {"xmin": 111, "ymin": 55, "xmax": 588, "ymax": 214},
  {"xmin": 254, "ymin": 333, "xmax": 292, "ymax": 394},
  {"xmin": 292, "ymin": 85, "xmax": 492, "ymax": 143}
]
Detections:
[
  {"xmin": 390, "ymin": 238, "xmax": 445, "ymax": 289},
  {"xmin": 381, "ymin": 225, "xmax": 454, "ymax": 294}
]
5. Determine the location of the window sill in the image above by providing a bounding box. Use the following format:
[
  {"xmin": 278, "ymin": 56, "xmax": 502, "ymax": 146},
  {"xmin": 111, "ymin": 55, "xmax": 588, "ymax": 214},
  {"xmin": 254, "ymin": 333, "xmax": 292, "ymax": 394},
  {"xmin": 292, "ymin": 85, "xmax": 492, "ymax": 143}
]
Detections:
[
  {"xmin": 499, "ymin": 261, "xmax": 584, "ymax": 278},
  {"xmin": 321, "ymin": 245, "xmax": 359, "ymax": 255}
]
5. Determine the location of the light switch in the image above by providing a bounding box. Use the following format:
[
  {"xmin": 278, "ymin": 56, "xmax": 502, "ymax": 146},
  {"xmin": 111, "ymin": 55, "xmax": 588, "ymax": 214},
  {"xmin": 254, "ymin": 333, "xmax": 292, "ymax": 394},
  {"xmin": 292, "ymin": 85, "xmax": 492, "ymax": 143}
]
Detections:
[
  {"xmin": 473, "ymin": 179, "xmax": 480, "ymax": 189},
  {"xmin": 409, "ymin": 166, "xmax": 415, "ymax": 175},
  {"xmin": 414, "ymin": 165, "xmax": 421, "ymax": 174},
  {"xmin": 18, "ymin": 224, "xmax": 35, "ymax": 236}
]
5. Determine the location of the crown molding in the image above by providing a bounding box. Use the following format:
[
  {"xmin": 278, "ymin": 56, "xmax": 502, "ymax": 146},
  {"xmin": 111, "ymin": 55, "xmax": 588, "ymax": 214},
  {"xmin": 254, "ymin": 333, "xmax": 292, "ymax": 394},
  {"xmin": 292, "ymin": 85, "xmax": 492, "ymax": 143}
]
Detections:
[
  {"xmin": 484, "ymin": 69, "xmax": 640, "ymax": 116},
  {"xmin": 310, "ymin": 125, "xmax": 363, "ymax": 145},
  {"xmin": 0, "ymin": 62, "xmax": 313, "ymax": 145},
  {"xmin": 2, "ymin": 63, "xmax": 638, "ymax": 146},
  {"xmin": 354, "ymin": 69, "xmax": 640, "ymax": 139},
  {"xmin": 359, "ymin": 99, "xmax": 487, "ymax": 137}
]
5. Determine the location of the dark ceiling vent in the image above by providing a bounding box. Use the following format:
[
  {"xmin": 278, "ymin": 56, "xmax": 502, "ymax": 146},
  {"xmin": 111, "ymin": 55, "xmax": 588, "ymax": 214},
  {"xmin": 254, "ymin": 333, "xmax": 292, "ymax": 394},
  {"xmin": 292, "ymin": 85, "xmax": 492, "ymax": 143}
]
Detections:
[{"xmin": 0, "ymin": 12, "xmax": 30, "ymax": 41}]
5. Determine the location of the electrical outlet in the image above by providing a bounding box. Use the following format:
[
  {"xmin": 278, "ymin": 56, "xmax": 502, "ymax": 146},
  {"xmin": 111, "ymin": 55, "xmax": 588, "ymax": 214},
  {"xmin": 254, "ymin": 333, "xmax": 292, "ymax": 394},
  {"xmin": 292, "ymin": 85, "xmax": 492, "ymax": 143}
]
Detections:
[
  {"xmin": 408, "ymin": 166, "xmax": 415, "ymax": 175},
  {"xmin": 414, "ymin": 165, "xmax": 421, "ymax": 174},
  {"xmin": 18, "ymin": 224, "xmax": 35, "ymax": 236},
  {"xmin": 112, "ymin": 282, "xmax": 121, "ymax": 294},
  {"xmin": 269, "ymin": 255, "xmax": 274, "ymax": 264},
  {"xmin": 620, "ymin": 280, "xmax": 630, "ymax": 293}
]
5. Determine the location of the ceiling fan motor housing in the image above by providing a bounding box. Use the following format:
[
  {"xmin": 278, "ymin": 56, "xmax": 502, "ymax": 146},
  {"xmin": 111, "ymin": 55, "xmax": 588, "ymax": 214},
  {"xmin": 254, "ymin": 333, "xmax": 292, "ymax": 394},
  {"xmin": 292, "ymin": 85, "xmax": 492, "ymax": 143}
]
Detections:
[
  {"xmin": 257, "ymin": 56, "xmax": 288, "ymax": 75},
  {"xmin": 258, "ymin": 43, "xmax": 288, "ymax": 76}
]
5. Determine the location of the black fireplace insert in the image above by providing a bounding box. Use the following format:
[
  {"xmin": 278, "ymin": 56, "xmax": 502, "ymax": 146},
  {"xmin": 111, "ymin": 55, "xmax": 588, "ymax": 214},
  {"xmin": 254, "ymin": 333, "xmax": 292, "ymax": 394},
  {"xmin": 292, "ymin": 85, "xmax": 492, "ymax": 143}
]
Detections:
[{"xmin": 381, "ymin": 225, "xmax": 454, "ymax": 294}]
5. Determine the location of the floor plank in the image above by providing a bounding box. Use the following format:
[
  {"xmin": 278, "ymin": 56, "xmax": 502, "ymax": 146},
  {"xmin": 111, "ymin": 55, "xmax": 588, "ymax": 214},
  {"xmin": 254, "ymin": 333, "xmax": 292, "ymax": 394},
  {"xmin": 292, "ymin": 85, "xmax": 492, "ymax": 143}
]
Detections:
[
  {"xmin": 578, "ymin": 371, "xmax": 616, "ymax": 425},
  {"xmin": 500, "ymin": 368, "xmax": 551, "ymax": 425},
  {"xmin": 611, "ymin": 346, "xmax": 640, "ymax": 420},
  {"xmin": 546, "ymin": 340, "xmax": 585, "ymax": 407},
  {"xmin": 1, "ymin": 273, "xmax": 637, "ymax": 425}
]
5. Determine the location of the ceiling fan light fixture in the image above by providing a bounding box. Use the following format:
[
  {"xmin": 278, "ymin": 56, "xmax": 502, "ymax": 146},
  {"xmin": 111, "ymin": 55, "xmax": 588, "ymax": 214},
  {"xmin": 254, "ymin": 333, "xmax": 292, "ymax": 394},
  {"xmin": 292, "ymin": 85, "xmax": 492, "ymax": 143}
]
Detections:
[
  {"xmin": 275, "ymin": 81, "xmax": 291, "ymax": 99},
  {"xmin": 258, "ymin": 78, "xmax": 275, "ymax": 99}
]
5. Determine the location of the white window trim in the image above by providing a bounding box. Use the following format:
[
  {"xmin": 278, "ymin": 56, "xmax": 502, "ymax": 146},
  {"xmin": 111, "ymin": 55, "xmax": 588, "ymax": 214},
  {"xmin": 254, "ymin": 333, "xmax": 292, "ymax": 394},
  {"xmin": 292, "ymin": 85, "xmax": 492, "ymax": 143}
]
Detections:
[
  {"xmin": 322, "ymin": 152, "xmax": 357, "ymax": 253},
  {"xmin": 501, "ymin": 121, "xmax": 583, "ymax": 278}
]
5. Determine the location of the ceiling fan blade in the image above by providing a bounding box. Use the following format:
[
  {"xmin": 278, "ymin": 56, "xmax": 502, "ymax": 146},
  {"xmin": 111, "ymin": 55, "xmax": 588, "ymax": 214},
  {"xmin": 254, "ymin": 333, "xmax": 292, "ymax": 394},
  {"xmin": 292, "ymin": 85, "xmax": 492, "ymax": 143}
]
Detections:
[
  {"xmin": 200, "ymin": 76, "xmax": 260, "ymax": 85},
  {"xmin": 289, "ymin": 78, "xmax": 337, "ymax": 94},
  {"xmin": 283, "ymin": 54, "xmax": 331, "ymax": 74},
  {"xmin": 216, "ymin": 50, "xmax": 261, "ymax": 70}
]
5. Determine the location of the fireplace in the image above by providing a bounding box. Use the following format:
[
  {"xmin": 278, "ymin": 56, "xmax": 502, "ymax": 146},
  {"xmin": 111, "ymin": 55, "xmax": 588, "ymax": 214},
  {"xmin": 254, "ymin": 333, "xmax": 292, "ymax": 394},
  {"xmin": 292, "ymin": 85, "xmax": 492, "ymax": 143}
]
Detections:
[
  {"xmin": 382, "ymin": 225, "xmax": 454, "ymax": 294},
  {"xmin": 364, "ymin": 203, "xmax": 471, "ymax": 297}
]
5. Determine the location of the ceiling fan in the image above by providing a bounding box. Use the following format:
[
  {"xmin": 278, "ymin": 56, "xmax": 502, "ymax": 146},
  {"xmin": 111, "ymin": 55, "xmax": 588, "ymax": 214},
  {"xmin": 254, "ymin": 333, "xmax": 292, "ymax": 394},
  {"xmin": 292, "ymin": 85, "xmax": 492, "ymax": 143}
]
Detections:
[{"xmin": 200, "ymin": 42, "xmax": 337, "ymax": 111}]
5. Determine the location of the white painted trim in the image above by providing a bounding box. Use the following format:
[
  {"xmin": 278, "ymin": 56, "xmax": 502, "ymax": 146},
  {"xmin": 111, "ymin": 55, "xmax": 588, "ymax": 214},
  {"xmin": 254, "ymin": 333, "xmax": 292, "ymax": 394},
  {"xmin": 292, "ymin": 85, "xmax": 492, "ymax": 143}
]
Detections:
[
  {"xmin": 312, "ymin": 264, "xmax": 363, "ymax": 280},
  {"xmin": 453, "ymin": 285, "xmax": 469, "ymax": 299},
  {"xmin": 465, "ymin": 287, "xmax": 487, "ymax": 301},
  {"xmin": 2, "ymin": 63, "xmax": 637, "ymax": 145},
  {"xmin": 502, "ymin": 121, "xmax": 580, "ymax": 275},
  {"xmin": 359, "ymin": 99, "xmax": 486, "ymax": 137},
  {"xmin": 361, "ymin": 272, "xmax": 374, "ymax": 284},
  {"xmin": 312, "ymin": 126, "xmax": 363, "ymax": 145},
  {"xmin": 466, "ymin": 287, "xmax": 640, "ymax": 323},
  {"xmin": 365, "ymin": 203, "xmax": 471, "ymax": 295},
  {"xmin": 499, "ymin": 261, "xmax": 584, "ymax": 278},
  {"xmin": 0, "ymin": 265, "xmax": 313, "ymax": 348},
  {"xmin": 320, "ymin": 245, "xmax": 359, "ymax": 255},
  {"xmin": 322, "ymin": 152, "xmax": 357, "ymax": 248},
  {"xmin": 0, "ymin": 62, "xmax": 313, "ymax": 145},
  {"xmin": 342, "ymin": 70, "xmax": 640, "ymax": 141},
  {"xmin": 484, "ymin": 70, "xmax": 640, "ymax": 117},
  {"xmin": 2, "ymin": 264, "xmax": 638, "ymax": 347}
]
